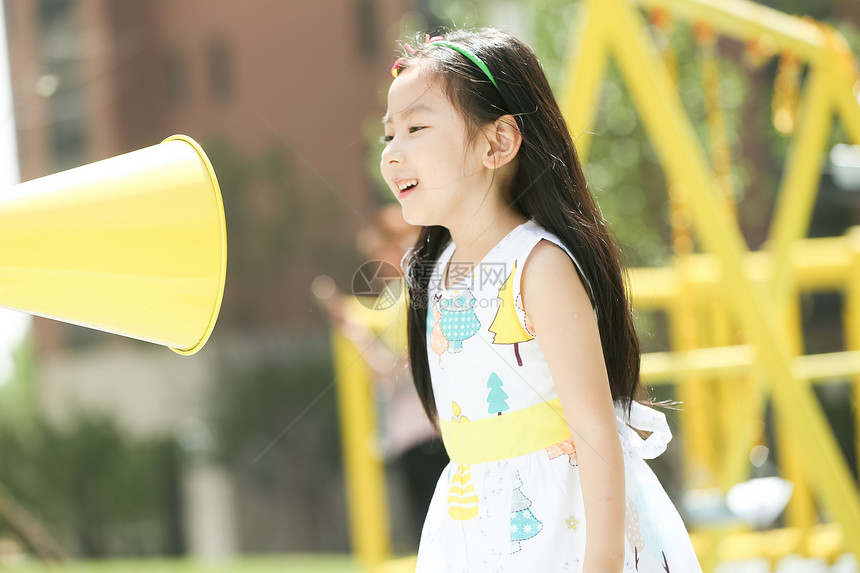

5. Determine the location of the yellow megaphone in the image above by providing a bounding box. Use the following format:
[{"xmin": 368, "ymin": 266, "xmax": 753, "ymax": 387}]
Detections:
[{"xmin": 0, "ymin": 135, "xmax": 227, "ymax": 356}]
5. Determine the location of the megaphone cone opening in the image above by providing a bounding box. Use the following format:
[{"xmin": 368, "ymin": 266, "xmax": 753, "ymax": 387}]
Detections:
[{"xmin": 163, "ymin": 135, "xmax": 227, "ymax": 356}]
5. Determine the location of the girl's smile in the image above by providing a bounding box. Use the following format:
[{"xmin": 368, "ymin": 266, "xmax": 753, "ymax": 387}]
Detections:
[{"xmin": 393, "ymin": 178, "xmax": 419, "ymax": 198}]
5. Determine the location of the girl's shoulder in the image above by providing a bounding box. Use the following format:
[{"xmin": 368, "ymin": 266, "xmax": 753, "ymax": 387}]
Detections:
[
  {"xmin": 512, "ymin": 220, "xmax": 597, "ymax": 314},
  {"xmin": 512, "ymin": 220, "xmax": 572, "ymax": 263}
]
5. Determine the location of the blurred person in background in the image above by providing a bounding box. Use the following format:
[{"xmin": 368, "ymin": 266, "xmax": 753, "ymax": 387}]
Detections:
[{"xmin": 315, "ymin": 203, "xmax": 448, "ymax": 549}]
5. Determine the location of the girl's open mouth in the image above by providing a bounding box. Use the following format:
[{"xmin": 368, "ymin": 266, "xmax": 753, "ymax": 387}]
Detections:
[{"xmin": 397, "ymin": 179, "xmax": 419, "ymax": 196}]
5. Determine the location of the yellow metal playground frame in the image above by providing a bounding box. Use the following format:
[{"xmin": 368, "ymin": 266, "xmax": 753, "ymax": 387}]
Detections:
[
  {"xmin": 328, "ymin": 0, "xmax": 860, "ymax": 571},
  {"xmin": 558, "ymin": 0, "xmax": 860, "ymax": 568}
]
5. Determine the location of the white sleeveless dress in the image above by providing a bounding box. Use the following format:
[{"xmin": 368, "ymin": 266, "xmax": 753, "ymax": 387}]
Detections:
[{"xmin": 415, "ymin": 219, "xmax": 702, "ymax": 572}]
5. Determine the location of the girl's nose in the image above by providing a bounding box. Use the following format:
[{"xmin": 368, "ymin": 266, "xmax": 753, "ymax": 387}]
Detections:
[{"xmin": 382, "ymin": 140, "xmax": 403, "ymax": 165}]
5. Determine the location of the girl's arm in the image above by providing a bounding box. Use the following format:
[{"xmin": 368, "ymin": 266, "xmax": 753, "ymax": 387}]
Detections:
[{"xmin": 521, "ymin": 239, "xmax": 626, "ymax": 573}]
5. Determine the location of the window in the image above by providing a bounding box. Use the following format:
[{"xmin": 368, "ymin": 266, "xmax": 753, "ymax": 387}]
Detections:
[
  {"xmin": 164, "ymin": 51, "xmax": 188, "ymax": 106},
  {"xmin": 37, "ymin": 0, "xmax": 72, "ymax": 32},
  {"xmin": 38, "ymin": 0, "xmax": 86, "ymax": 170},
  {"xmin": 355, "ymin": 0, "xmax": 379, "ymax": 63},
  {"xmin": 208, "ymin": 38, "xmax": 232, "ymax": 104}
]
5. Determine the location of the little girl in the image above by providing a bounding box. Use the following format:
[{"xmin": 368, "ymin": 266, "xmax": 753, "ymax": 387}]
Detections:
[{"xmin": 380, "ymin": 28, "xmax": 702, "ymax": 572}]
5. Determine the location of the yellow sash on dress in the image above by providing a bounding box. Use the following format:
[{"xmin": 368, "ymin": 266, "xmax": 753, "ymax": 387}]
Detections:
[{"xmin": 439, "ymin": 398, "xmax": 572, "ymax": 464}]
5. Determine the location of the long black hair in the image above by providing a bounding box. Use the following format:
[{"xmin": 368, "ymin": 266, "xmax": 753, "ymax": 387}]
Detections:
[{"xmin": 393, "ymin": 29, "xmax": 642, "ymax": 427}]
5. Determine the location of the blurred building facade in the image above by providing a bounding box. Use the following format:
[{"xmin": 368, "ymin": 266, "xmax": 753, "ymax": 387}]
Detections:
[
  {"xmin": 4, "ymin": 0, "xmax": 424, "ymax": 558},
  {"xmin": 7, "ymin": 0, "xmax": 413, "ymax": 345}
]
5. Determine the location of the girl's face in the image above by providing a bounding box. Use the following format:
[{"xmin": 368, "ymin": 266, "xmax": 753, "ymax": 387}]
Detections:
[{"xmin": 380, "ymin": 68, "xmax": 489, "ymax": 227}]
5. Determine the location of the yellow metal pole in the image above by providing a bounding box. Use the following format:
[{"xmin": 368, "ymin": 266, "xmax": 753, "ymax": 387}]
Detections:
[
  {"xmin": 708, "ymin": 286, "xmax": 760, "ymax": 491},
  {"xmin": 695, "ymin": 24, "xmax": 740, "ymax": 494},
  {"xmin": 641, "ymin": 346, "xmax": 860, "ymax": 385},
  {"xmin": 631, "ymin": 237, "xmax": 857, "ymax": 302},
  {"xmin": 833, "ymin": 74, "xmax": 860, "ymax": 146},
  {"xmin": 762, "ymin": 62, "xmax": 837, "ymax": 547},
  {"xmin": 694, "ymin": 523, "xmax": 843, "ymax": 562},
  {"xmin": 774, "ymin": 287, "xmax": 816, "ymax": 544},
  {"xmin": 819, "ymin": 20, "xmax": 860, "ymax": 144},
  {"xmin": 558, "ymin": 0, "xmax": 612, "ymax": 162},
  {"xmin": 696, "ymin": 22, "xmax": 735, "ymax": 205},
  {"xmin": 668, "ymin": 192, "xmax": 717, "ymax": 486},
  {"xmin": 664, "ymin": 24, "xmax": 720, "ymax": 487},
  {"xmin": 767, "ymin": 67, "xmax": 835, "ymax": 309},
  {"xmin": 669, "ymin": 261, "xmax": 712, "ymax": 483},
  {"xmin": 847, "ymin": 228, "xmax": 860, "ymax": 491},
  {"xmin": 604, "ymin": 0, "xmax": 860, "ymax": 555},
  {"xmin": 632, "ymin": 0, "xmax": 826, "ymax": 65},
  {"xmin": 709, "ymin": 291, "xmax": 732, "ymax": 467},
  {"xmin": 718, "ymin": 373, "xmax": 765, "ymax": 490},
  {"xmin": 792, "ymin": 350, "xmax": 860, "ymax": 380},
  {"xmin": 331, "ymin": 325, "xmax": 391, "ymax": 570}
]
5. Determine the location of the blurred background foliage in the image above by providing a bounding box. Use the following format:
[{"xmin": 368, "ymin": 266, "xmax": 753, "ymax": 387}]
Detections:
[
  {"xmin": 208, "ymin": 335, "xmax": 349, "ymax": 554},
  {"xmin": 0, "ymin": 339, "xmax": 180, "ymax": 557}
]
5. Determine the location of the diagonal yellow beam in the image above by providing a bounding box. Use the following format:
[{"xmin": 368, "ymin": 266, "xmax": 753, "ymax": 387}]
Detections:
[
  {"xmin": 558, "ymin": 0, "xmax": 612, "ymax": 162},
  {"xmin": 767, "ymin": 66, "xmax": 835, "ymax": 312},
  {"xmin": 764, "ymin": 65, "xmax": 836, "ymax": 535},
  {"xmin": 603, "ymin": 0, "xmax": 860, "ymax": 554}
]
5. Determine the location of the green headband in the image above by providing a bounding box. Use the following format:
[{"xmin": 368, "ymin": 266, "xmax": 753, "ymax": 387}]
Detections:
[{"xmin": 430, "ymin": 40, "xmax": 499, "ymax": 90}]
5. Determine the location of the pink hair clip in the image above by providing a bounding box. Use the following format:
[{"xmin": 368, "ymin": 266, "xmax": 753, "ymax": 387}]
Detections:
[
  {"xmin": 391, "ymin": 43, "xmax": 416, "ymax": 78},
  {"xmin": 390, "ymin": 36, "xmax": 445, "ymax": 79}
]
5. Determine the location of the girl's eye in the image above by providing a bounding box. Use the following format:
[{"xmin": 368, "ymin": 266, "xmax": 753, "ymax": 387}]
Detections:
[{"xmin": 380, "ymin": 126, "xmax": 425, "ymax": 144}]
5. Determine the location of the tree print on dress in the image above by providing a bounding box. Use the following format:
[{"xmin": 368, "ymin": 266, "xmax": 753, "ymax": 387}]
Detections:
[
  {"xmin": 488, "ymin": 262, "xmax": 533, "ymax": 366},
  {"xmin": 427, "ymin": 294, "xmax": 447, "ymax": 364},
  {"xmin": 510, "ymin": 470, "xmax": 542, "ymax": 553},
  {"xmin": 626, "ymin": 496, "xmax": 644, "ymax": 570},
  {"xmin": 439, "ymin": 289, "xmax": 481, "ymax": 354},
  {"xmin": 630, "ymin": 479, "xmax": 681, "ymax": 568},
  {"xmin": 486, "ymin": 372, "xmax": 509, "ymax": 416},
  {"xmin": 546, "ymin": 437, "xmax": 578, "ymax": 466},
  {"xmin": 625, "ymin": 494, "xmax": 673, "ymax": 570},
  {"xmin": 515, "ymin": 293, "xmax": 536, "ymax": 337},
  {"xmin": 447, "ymin": 402, "xmax": 478, "ymax": 520}
]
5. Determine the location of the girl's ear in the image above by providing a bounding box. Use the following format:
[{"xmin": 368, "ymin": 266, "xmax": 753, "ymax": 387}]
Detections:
[{"xmin": 482, "ymin": 115, "xmax": 522, "ymax": 170}]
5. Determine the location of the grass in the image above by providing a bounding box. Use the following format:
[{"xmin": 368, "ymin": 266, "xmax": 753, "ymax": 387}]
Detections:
[{"xmin": 0, "ymin": 555, "xmax": 364, "ymax": 573}]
